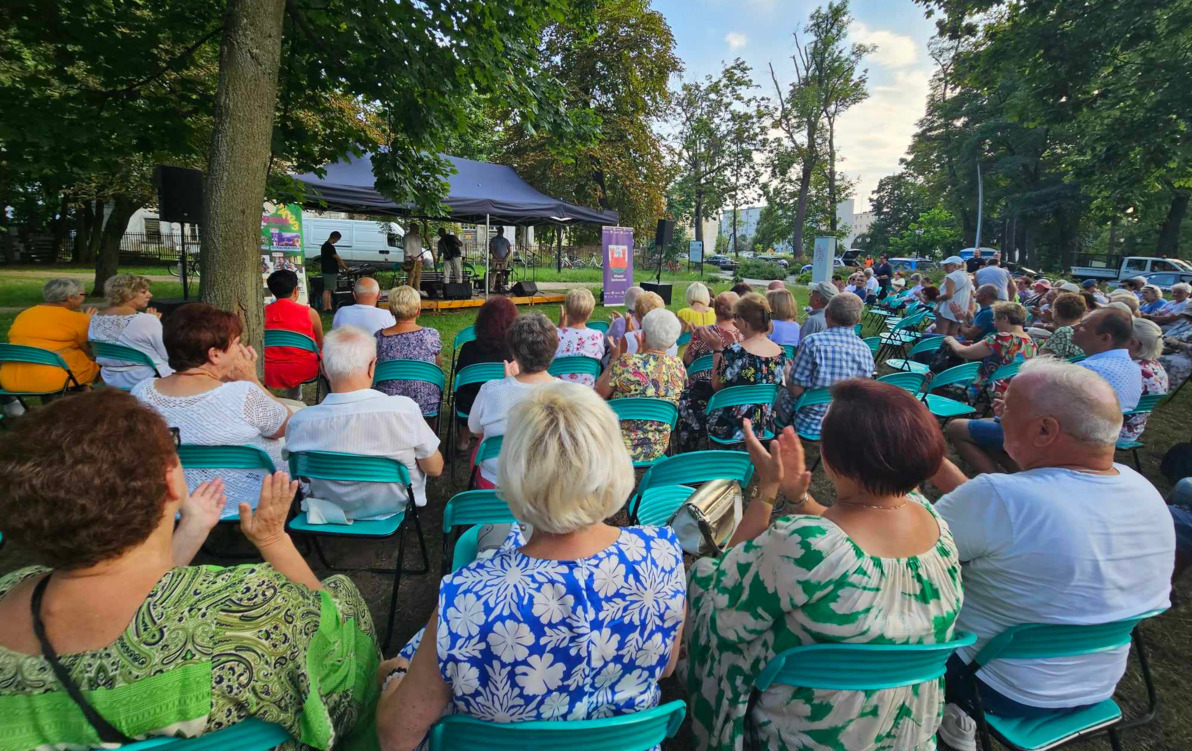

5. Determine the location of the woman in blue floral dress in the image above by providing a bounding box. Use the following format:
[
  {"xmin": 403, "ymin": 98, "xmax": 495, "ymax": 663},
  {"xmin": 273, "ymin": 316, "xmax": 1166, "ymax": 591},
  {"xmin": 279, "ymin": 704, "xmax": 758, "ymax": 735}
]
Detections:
[
  {"xmin": 377, "ymin": 383, "xmax": 686, "ymax": 750},
  {"xmin": 701, "ymin": 293, "xmax": 787, "ymax": 444}
]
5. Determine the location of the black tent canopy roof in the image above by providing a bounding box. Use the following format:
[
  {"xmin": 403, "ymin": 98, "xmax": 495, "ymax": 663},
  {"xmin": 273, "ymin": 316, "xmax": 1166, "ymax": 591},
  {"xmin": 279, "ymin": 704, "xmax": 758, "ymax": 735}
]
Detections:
[{"xmin": 291, "ymin": 153, "xmax": 619, "ymax": 226}]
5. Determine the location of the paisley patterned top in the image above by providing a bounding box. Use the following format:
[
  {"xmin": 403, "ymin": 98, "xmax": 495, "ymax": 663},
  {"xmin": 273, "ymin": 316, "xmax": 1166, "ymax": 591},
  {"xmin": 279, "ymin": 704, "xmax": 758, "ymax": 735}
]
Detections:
[
  {"xmin": 606, "ymin": 353, "xmax": 687, "ymax": 463},
  {"xmin": 686, "ymin": 494, "xmax": 963, "ymax": 751},
  {"xmin": 0, "ymin": 565, "xmax": 380, "ymax": 751},
  {"xmin": 1039, "ymin": 326, "xmax": 1083, "ymax": 360}
]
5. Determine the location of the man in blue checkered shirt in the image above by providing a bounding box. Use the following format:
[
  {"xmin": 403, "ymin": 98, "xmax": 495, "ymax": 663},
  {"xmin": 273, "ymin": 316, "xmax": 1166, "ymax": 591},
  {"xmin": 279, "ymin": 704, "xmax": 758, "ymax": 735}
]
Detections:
[{"xmin": 781, "ymin": 292, "xmax": 874, "ymax": 436}]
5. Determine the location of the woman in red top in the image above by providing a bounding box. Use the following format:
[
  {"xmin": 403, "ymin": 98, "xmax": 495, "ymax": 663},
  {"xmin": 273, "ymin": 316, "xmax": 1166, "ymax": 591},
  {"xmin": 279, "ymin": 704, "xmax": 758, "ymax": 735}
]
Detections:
[{"xmin": 264, "ymin": 270, "xmax": 323, "ymax": 399}]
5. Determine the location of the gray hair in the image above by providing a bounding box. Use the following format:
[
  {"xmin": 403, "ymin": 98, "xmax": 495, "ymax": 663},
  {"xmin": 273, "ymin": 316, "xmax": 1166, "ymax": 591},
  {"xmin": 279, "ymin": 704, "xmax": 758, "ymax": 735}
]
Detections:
[
  {"xmin": 353, "ymin": 277, "xmax": 380, "ymax": 297},
  {"xmin": 622, "ymin": 286, "xmax": 645, "ymax": 312},
  {"xmin": 321, "ymin": 325, "xmax": 376, "ymax": 380},
  {"xmin": 863, "ymin": 267, "xmax": 874, "ymax": 277},
  {"xmin": 509, "ymin": 312, "xmax": 558, "ymax": 373},
  {"xmin": 1131, "ymin": 318, "xmax": 1165, "ymax": 361},
  {"xmin": 641, "ymin": 308, "xmax": 681, "ymax": 351},
  {"xmin": 1142, "ymin": 284, "xmax": 1164, "ymax": 299},
  {"xmin": 976, "ymin": 283, "xmax": 1000, "ymax": 300},
  {"xmin": 825, "ymin": 292, "xmax": 864, "ymax": 327},
  {"xmin": 1017, "ymin": 358, "xmax": 1123, "ymax": 445},
  {"xmin": 43, "ymin": 277, "xmax": 85, "ymax": 303},
  {"xmin": 1173, "ymin": 282, "xmax": 1191, "ymax": 296}
]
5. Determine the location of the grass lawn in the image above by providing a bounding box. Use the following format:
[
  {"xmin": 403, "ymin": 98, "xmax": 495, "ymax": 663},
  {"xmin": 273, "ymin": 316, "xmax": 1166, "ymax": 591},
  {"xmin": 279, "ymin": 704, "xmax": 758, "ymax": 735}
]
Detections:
[{"xmin": 2, "ymin": 263, "xmax": 1191, "ymax": 749}]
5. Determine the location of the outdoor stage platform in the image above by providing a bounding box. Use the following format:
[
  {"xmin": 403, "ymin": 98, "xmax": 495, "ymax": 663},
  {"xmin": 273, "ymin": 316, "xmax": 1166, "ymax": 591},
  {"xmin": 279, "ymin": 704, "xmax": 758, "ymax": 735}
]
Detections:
[{"xmin": 419, "ymin": 292, "xmax": 565, "ymax": 313}]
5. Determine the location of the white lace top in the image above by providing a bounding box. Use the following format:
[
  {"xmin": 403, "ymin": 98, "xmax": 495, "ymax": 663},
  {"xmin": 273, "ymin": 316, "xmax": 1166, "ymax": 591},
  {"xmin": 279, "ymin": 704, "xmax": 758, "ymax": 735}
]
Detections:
[
  {"xmin": 131, "ymin": 379, "xmax": 289, "ymax": 514},
  {"xmin": 88, "ymin": 313, "xmax": 173, "ymax": 390}
]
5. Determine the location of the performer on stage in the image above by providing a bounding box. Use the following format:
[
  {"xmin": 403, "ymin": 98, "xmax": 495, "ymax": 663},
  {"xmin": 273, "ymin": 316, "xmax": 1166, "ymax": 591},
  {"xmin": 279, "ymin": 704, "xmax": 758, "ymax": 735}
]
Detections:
[{"xmin": 489, "ymin": 226, "xmax": 512, "ymax": 294}]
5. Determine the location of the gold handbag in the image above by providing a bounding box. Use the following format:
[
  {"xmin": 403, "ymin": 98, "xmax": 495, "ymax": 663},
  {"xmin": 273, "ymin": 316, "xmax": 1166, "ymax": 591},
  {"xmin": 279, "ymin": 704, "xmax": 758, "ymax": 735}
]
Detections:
[{"xmin": 666, "ymin": 478, "xmax": 743, "ymax": 557}]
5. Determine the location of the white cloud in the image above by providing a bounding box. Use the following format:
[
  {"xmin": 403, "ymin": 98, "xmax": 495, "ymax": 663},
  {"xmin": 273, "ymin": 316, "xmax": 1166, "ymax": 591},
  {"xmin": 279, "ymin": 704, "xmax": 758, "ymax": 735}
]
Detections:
[
  {"xmin": 835, "ymin": 68, "xmax": 931, "ymax": 210},
  {"xmin": 725, "ymin": 32, "xmax": 748, "ymax": 50},
  {"xmin": 849, "ymin": 22, "xmax": 918, "ymax": 69}
]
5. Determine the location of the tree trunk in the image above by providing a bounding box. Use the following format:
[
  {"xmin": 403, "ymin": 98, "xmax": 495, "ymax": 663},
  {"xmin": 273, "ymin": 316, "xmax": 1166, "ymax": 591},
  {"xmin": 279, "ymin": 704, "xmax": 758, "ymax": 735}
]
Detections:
[
  {"xmin": 87, "ymin": 199, "xmax": 105, "ymax": 262},
  {"xmin": 827, "ymin": 127, "xmax": 838, "ymax": 234},
  {"xmin": 51, "ymin": 192, "xmax": 70, "ymax": 261},
  {"xmin": 1157, "ymin": 189, "xmax": 1189, "ymax": 257},
  {"xmin": 73, "ymin": 202, "xmax": 90, "ymax": 263},
  {"xmin": 732, "ymin": 206, "xmax": 739, "ymax": 256},
  {"xmin": 202, "ymin": 0, "xmax": 288, "ymax": 362},
  {"xmin": 92, "ymin": 196, "xmax": 138, "ymax": 295},
  {"xmin": 694, "ymin": 192, "xmax": 703, "ymax": 245},
  {"xmin": 792, "ymin": 123, "xmax": 818, "ymax": 259}
]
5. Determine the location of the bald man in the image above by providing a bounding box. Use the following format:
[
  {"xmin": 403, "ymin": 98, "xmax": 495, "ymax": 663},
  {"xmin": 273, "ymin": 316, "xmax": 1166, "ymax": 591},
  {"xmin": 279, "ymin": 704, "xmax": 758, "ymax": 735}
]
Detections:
[
  {"xmin": 331, "ymin": 277, "xmax": 396, "ymax": 334},
  {"xmin": 932, "ymin": 359, "xmax": 1174, "ymax": 750},
  {"xmin": 767, "ymin": 280, "xmax": 786, "ymax": 291}
]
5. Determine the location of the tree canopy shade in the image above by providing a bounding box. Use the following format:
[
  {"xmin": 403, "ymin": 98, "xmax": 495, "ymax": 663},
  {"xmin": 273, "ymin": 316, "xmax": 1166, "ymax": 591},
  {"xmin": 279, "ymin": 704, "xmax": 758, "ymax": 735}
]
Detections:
[{"xmin": 292, "ymin": 154, "xmax": 620, "ymax": 226}]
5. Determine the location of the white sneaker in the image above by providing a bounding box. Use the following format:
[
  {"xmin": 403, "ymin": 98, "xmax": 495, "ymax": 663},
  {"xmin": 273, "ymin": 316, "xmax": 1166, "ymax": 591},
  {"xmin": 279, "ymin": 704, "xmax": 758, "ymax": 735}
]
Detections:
[{"xmin": 938, "ymin": 703, "xmax": 978, "ymax": 751}]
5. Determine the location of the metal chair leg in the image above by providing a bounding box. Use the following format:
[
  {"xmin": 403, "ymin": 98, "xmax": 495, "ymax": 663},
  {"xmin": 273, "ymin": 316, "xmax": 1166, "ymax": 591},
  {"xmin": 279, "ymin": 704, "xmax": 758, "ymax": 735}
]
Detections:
[
  {"xmin": 1133, "ymin": 448, "xmax": 1142, "ymax": 472},
  {"xmin": 1108, "ymin": 727, "xmax": 1124, "ymax": 751},
  {"xmin": 382, "ymin": 524, "xmax": 407, "ymax": 653}
]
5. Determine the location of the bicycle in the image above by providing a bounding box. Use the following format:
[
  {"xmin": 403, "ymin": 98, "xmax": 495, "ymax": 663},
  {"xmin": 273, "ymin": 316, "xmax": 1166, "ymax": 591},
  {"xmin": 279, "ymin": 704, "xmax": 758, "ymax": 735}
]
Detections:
[{"xmin": 168, "ymin": 253, "xmax": 201, "ymax": 279}]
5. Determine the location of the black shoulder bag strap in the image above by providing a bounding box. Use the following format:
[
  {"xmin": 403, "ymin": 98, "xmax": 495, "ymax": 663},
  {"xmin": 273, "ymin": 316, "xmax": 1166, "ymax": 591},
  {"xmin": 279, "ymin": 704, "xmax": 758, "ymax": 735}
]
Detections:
[{"xmin": 31, "ymin": 575, "xmax": 135, "ymax": 745}]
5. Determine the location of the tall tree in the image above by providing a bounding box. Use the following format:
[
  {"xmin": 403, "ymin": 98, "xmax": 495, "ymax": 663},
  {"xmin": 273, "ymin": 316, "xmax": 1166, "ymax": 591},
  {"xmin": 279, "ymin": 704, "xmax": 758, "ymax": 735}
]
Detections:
[
  {"xmin": 670, "ymin": 59, "xmax": 763, "ymax": 245},
  {"xmin": 866, "ymin": 171, "xmax": 929, "ymax": 251}
]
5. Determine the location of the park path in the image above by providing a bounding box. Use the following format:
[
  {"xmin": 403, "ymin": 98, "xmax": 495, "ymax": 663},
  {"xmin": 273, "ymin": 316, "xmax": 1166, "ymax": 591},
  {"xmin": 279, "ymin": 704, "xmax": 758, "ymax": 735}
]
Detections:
[{"xmin": 1, "ymin": 269, "xmax": 177, "ymax": 283}]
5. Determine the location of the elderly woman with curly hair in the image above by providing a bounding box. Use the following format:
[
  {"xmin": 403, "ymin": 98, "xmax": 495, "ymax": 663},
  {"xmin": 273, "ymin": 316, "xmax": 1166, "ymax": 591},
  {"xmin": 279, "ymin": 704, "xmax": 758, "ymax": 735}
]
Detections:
[
  {"xmin": 88, "ymin": 273, "xmax": 173, "ymax": 389},
  {"xmin": 1, "ymin": 277, "xmax": 99, "ymax": 394},
  {"xmin": 378, "ymin": 383, "xmax": 686, "ymax": 751},
  {"xmin": 0, "ymin": 390, "xmax": 380, "ymax": 748}
]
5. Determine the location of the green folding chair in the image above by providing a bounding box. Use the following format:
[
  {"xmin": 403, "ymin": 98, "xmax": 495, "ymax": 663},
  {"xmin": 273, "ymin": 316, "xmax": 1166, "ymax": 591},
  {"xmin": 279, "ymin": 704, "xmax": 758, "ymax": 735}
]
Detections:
[
  {"xmin": 373, "ymin": 359, "xmax": 447, "ymax": 419},
  {"xmin": 88, "ymin": 340, "xmax": 165, "ymax": 390},
  {"xmin": 0, "ymin": 343, "xmax": 82, "ymax": 404},
  {"xmin": 441, "ymin": 489, "xmax": 517, "ymax": 573},
  {"xmin": 447, "ymin": 362, "xmax": 506, "ymax": 478},
  {"xmin": 863, "ymin": 336, "xmax": 882, "ymax": 357},
  {"xmin": 177, "ymin": 444, "xmax": 277, "ymax": 524},
  {"xmin": 687, "ymin": 354, "xmax": 714, "ymax": 378},
  {"xmin": 1115, "ymin": 393, "xmax": 1166, "ymax": 471},
  {"xmin": 634, "ymin": 484, "xmax": 695, "ymax": 527},
  {"xmin": 263, "ymin": 329, "xmax": 323, "ymax": 401},
  {"xmin": 792, "ymin": 387, "xmax": 832, "ymax": 471},
  {"xmin": 428, "ymin": 700, "xmax": 687, "ymax": 751},
  {"xmin": 706, "ymin": 383, "xmax": 780, "ymax": 447},
  {"xmin": 588, "ymin": 320, "xmax": 610, "ymax": 334},
  {"xmin": 447, "ymin": 326, "xmax": 477, "ymax": 392},
  {"xmin": 470, "ymin": 434, "xmax": 503, "ymax": 489},
  {"xmin": 118, "ymin": 719, "xmax": 289, "ymax": 750},
  {"xmin": 853, "ymin": 322, "xmax": 863, "ymax": 336},
  {"xmin": 285, "ymin": 450, "xmax": 430, "ymax": 651},
  {"xmin": 607, "ymin": 397, "xmax": 679, "ymax": 467},
  {"xmin": 877, "ymin": 371, "xmax": 927, "ymax": 395},
  {"xmin": 783, "ymin": 344, "xmax": 796, "ymax": 360},
  {"xmin": 677, "ymin": 331, "xmax": 692, "ymax": 347},
  {"xmin": 548, "ymin": 356, "xmax": 602, "ymax": 381},
  {"xmin": 922, "ymin": 362, "xmax": 980, "ymax": 421},
  {"xmin": 885, "ymin": 336, "xmax": 942, "ymax": 374},
  {"xmin": 755, "ymin": 631, "xmax": 977, "ymax": 704},
  {"xmin": 876, "ymin": 311, "xmax": 928, "ymax": 362},
  {"xmin": 629, "ymin": 450, "xmax": 754, "ymax": 523},
  {"xmin": 1068, "ymin": 355, "xmax": 1087, "ymax": 364},
  {"xmin": 957, "ymin": 610, "xmax": 1165, "ymax": 751}
]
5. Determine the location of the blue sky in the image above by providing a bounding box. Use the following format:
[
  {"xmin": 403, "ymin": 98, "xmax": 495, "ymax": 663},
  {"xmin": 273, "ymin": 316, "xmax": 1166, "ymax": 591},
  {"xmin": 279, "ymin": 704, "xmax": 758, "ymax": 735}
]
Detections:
[{"xmin": 652, "ymin": 0, "xmax": 939, "ymax": 211}]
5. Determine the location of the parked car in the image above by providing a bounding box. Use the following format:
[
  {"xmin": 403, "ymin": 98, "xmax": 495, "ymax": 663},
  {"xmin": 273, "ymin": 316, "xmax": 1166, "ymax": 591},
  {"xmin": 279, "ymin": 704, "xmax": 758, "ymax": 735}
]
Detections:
[
  {"xmin": 889, "ymin": 257, "xmax": 935, "ymax": 272},
  {"xmin": 799, "ymin": 258, "xmax": 848, "ymax": 274},
  {"xmin": 1118, "ymin": 271, "xmax": 1192, "ymax": 293},
  {"xmin": 706, "ymin": 254, "xmax": 738, "ymax": 271},
  {"xmin": 1069, "ymin": 254, "xmax": 1192, "ymax": 283},
  {"xmin": 841, "ymin": 249, "xmax": 863, "ymax": 267}
]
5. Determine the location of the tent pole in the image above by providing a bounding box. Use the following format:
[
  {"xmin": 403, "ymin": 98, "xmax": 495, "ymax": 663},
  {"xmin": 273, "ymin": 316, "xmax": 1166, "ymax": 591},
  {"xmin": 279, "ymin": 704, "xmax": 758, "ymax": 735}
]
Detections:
[
  {"xmin": 485, "ymin": 214, "xmax": 490, "ymax": 298},
  {"xmin": 556, "ymin": 225, "xmax": 562, "ymax": 273}
]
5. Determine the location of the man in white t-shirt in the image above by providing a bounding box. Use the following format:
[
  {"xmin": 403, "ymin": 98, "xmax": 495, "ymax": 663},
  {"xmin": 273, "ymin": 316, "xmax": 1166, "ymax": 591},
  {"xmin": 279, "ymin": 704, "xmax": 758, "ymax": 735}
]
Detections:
[
  {"xmin": 284, "ymin": 326, "xmax": 442, "ymax": 522},
  {"xmin": 932, "ymin": 358, "xmax": 1174, "ymax": 751},
  {"xmin": 331, "ymin": 277, "xmax": 397, "ymax": 334},
  {"xmin": 974, "ymin": 258, "xmax": 1015, "ymax": 300}
]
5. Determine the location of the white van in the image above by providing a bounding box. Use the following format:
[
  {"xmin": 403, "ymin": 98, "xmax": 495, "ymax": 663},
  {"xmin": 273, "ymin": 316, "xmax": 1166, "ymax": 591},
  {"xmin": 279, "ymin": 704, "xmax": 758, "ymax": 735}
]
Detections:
[{"xmin": 304, "ymin": 217, "xmax": 404, "ymax": 265}]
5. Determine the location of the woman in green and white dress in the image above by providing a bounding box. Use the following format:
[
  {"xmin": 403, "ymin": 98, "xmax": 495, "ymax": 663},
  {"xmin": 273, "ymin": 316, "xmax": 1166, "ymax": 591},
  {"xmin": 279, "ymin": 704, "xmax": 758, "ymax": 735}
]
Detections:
[
  {"xmin": 686, "ymin": 379, "xmax": 963, "ymax": 751},
  {"xmin": 0, "ymin": 391, "xmax": 380, "ymax": 751}
]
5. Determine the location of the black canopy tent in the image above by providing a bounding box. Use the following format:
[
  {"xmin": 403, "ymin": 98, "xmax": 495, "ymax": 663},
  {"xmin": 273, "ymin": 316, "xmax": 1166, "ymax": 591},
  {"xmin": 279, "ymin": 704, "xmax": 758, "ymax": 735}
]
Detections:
[{"xmin": 291, "ymin": 154, "xmax": 619, "ymax": 293}]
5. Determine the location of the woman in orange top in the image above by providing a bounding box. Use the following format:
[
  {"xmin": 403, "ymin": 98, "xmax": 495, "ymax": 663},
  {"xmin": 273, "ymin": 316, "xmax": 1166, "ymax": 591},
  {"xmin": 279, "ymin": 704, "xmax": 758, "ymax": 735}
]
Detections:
[
  {"xmin": 1, "ymin": 277, "xmax": 99, "ymax": 394},
  {"xmin": 264, "ymin": 269, "xmax": 323, "ymax": 399}
]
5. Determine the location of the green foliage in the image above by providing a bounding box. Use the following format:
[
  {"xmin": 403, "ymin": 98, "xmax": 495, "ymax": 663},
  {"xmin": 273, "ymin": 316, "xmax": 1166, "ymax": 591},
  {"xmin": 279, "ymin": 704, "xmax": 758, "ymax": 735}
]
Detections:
[
  {"xmin": 889, "ymin": 207, "xmax": 963, "ymax": 259},
  {"xmin": 795, "ymin": 271, "xmax": 813, "ymax": 284},
  {"xmin": 739, "ymin": 258, "xmax": 788, "ymax": 280},
  {"xmin": 715, "ymin": 234, "xmax": 729, "ymax": 253},
  {"xmin": 866, "ymin": 172, "xmax": 930, "ymax": 251}
]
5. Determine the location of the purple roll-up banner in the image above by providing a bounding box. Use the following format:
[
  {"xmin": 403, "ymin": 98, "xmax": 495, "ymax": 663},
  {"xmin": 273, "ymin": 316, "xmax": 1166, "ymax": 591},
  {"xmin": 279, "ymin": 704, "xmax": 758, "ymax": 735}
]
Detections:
[{"xmin": 602, "ymin": 226, "xmax": 634, "ymax": 306}]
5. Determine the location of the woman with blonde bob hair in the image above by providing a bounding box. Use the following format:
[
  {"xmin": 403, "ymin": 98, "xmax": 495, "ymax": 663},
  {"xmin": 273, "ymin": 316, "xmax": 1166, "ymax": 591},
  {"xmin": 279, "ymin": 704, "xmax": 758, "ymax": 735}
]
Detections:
[
  {"xmin": 555, "ymin": 287, "xmax": 605, "ymax": 386},
  {"xmin": 89, "ymin": 273, "xmax": 173, "ymax": 389},
  {"xmin": 678, "ymin": 282, "xmax": 715, "ymax": 328},
  {"xmin": 374, "ymin": 285, "xmax": 442, "ymax": 415},
  {"xmin": 378, "ymin": 382, "xmax": 686, "ymax": 750}
]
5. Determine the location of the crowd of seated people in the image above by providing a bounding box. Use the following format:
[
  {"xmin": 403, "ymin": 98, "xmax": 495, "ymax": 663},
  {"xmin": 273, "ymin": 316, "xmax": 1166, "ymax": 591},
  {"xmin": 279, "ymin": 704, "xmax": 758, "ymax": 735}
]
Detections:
[{"xmin": 0, "ymin": 271, "xmax": 1185, "ymax": 751}]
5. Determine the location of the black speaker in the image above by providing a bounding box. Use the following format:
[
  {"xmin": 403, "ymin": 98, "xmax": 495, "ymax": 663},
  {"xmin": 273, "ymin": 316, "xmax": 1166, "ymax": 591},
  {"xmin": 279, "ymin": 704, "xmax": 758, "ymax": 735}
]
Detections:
[
  {"xmin": 641, "ymin": 281, "xmax": 672, "ymax": 304},
  {"xmin": 444, "ymin": 282, "xmax": 471, "ymax": 300},
  {"xmin": 654, "ymin": 219, "xmax": 675, "ymax": 248},
  {"xmin": 511, "ymin": 281, "xmax": 539, "ymax": 296},
  {"xmin": 154, "ymin": 166, "xmax": 204, "ymax": 224}
]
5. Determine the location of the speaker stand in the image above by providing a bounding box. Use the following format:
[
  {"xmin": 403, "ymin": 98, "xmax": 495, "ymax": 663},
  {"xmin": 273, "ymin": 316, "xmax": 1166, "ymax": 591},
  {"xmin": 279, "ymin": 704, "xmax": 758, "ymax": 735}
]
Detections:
[{"xmin": 180, "ymin": 222, "xmax": 191, "ymax": 300}]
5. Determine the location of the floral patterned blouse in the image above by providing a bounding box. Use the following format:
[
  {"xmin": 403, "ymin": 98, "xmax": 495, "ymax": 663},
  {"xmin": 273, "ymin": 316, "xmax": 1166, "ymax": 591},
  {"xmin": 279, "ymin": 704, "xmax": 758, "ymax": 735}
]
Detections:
[
  {"xmin": 607, "ymin": 353, "xmax": 687, "ymax": 462},
  {"xmin": 555, "ymin": 327, "xmax": 606, "ymax": 387},
  {"xmin": 1121, "ymin": 359, "xmax": 1168, "ymax": 442},
  {"xmin": 375, "ymin": 327, "xmax": 443, "ymax": 415},
  {"xmin": 685, "ymin": 324, "xmax": 743, "ymax": 384},
  {"xmin": 400, "ymin": 526, "xmax": 686, "ymax": 748},
  {"xmin": 975, "ymin": 331, "xmax": 1037, "ymax": 396},
  {"xmin": 708, "ymin": 344, "xmax": 786, "ymax": 443},
  {"xmin": 1039, "ymin": 325, "xmax": 1083, "ymax": 360}
]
